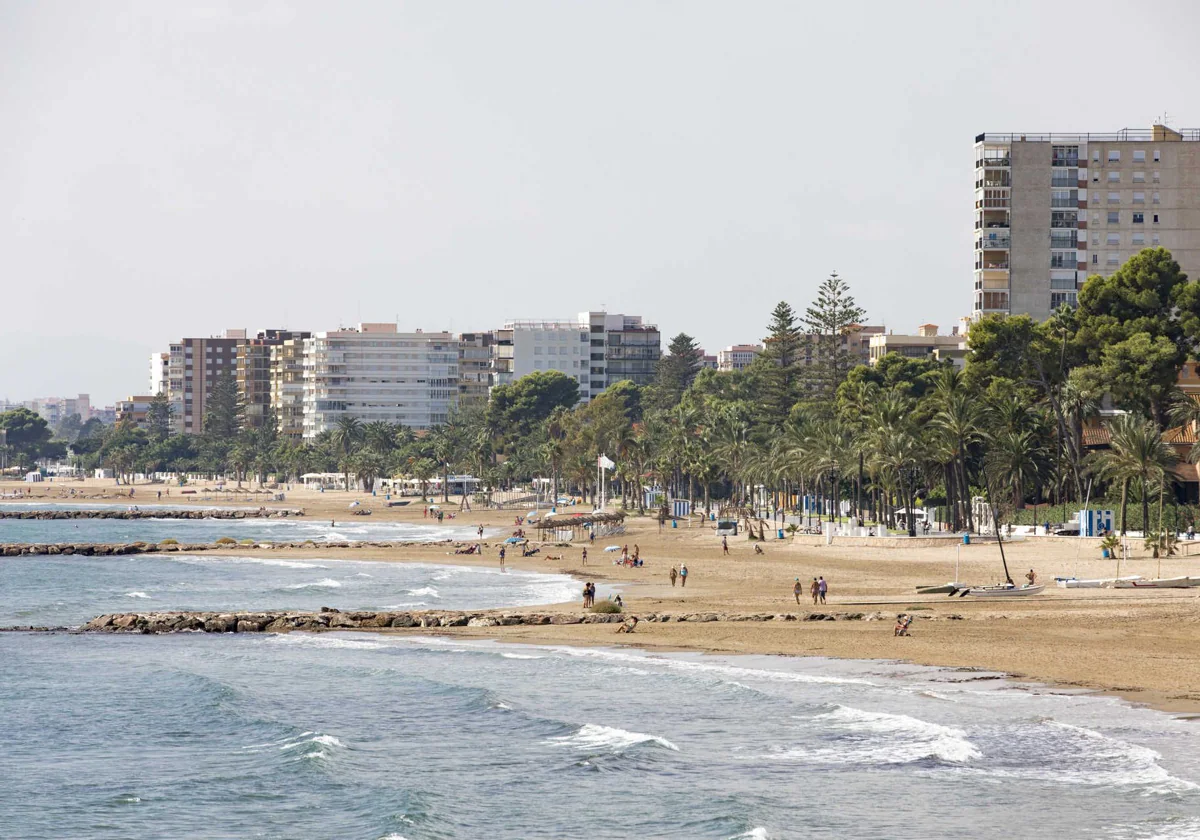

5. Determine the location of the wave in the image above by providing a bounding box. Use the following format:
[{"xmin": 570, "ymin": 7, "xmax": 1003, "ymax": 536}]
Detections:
[
  {"xmin": 550, "ymin": 723, "xmax": 679, "ymax": 753},
  {"xmin": 285, "ymin": 578, "xmax": 342, "ymax": 590},
  {"xmin": 730, "ymin": 830, "xmax": 769, "ymax": 840},
  {"xmin": 763, "ymin": 705, "xmax": 980, "ymax": 766},
  {"xmin": 405, "ymin": 586, "xmax": 439, "ymax": 598},
  {"xmin": 266, "ymin": 634, "xmax": 388, "ymax": 651},
  {"xmin": 973, "ymin": 720, "xmax": 1200, "ymax": 795},
  {"xmin": 124, "ymin": 591, "xmax": 151, "ymax": 599},
  {"xmin": 499, "ymin": 653, "xmax": 545, "ymax": 660}
]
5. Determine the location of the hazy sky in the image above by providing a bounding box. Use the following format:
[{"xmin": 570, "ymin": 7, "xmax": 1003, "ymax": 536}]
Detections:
[{"xmin": 3, "ymin": 0, "xmax": 1199, "ymax": 405}]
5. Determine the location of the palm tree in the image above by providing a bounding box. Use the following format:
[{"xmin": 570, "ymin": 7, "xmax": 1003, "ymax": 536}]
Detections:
[
  {"xmin": 330, "ymin": 416, "xmax": 364, "ymax": 491},
  {"xmin": 932, "ymin": 391, "xmax": 983, "ymax": 532},
  {"xmin": 1091, "ymin": 414, "xmax": 1176, "ymax": 535},
  {"xmin": 984, "ymin": 428, "xmax": 1049, "ymax": 509},
  {"xmin": 363, "ymin": 421, "xmax": 399, "ymax": 458}
]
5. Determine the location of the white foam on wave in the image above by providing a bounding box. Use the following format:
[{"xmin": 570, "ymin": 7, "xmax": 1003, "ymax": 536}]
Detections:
[
  {"xmin": 405, "ymin": 586, "xmax": 439, "ymax": 598},
  {"xmin": 500, "ymin": 653, "xmax": 544, "ymax": 660},
  {"xmin": 124, "ymin": 591, "xmax": 151, "ymax": 599},
  {"xmin": 267, "ymin": 634, "xmax": 387, "ymax": 651},
  {"xmin": 730, "ymin": 829, "xmax": 769, "ymax": 840},
  {"xmin": 285, "ymin": 578, "xmax": 342, "ymax": 590},
  {"xmin": 763, "ymin": 705, "xmax": 980, "ymax": 766},
  {"xmin": 976, "ymin": 720, "xmax": 1200, "ymax": 795},
  {"xmin": 550, "ymin": 723, "xmax": 679, "ymax": 753}
]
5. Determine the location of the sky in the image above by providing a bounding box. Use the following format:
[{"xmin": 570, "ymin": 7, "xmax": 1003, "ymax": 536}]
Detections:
[{"xmin": 3, "ymin": 0, "xmax": 1199, "ymax": 405}]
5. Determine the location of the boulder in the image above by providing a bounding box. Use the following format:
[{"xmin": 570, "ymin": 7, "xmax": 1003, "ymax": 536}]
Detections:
[
  {"xmin": 113, "ymin": 614, "xmax": 140, "ymax": 629},
  {"xmin": 550, "ymin": 614, "xmax": 584, "ymax": 625},
  {"xmin": 390, "ymin": 614, "xmax": 417, "ymax": 628},
  {"xmin": 467, "ymin": 617, "xmax": 497, "ymax": 627}
]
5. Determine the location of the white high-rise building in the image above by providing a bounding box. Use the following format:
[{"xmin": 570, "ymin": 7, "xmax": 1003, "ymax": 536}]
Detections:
[
  {"xmin": 494, "ymin": 311, "xmax": 660, "ymax": 401},
  {"xmin": 149, "ymin": 352, "xmax": 170, "ymax": 396},
  {"xmin": 301, "ymin": 324, "xmax": 459, "ymax": 437}
]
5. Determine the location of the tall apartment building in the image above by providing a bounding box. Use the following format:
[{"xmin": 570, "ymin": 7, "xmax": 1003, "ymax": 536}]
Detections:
[
  {"xmin": 236, "ymin": 329, "xmax": 311, "ymax": 429},
  {"xmin": 149, "ymin": 353, "xmax": 170, "ymax": 396},
  {"xmin": 457, "ymin": 332, "xmax": 495, "ymax": 407},
  {"xmin": 494, "ymin": 311, "xmax": 660, "ymax": 401},
  {"xmin": 301, "ymin": 324, "xmax": 459, "ymax": 437},
  {"xmin": 166, "ymin": 329, "xmax": 247, "ymax": 434},
  {"xmin": 973, "ymin": 124, "xmax": 1200, "ymax": 322},
  {"xmin": 269, "ymin": 337, "xmax": 308, "ymax": 440}
]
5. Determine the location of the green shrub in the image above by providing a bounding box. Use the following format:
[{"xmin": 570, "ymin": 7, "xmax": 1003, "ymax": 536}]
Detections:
[
  {"xmin": 214, "ymin": 537, "xmax": 237, "ymax": 545},
  {"xmin": 590, "ymin": 601, "xmax": 623, "ymax": 614},
  {"xmin": 238, "ymin": 539, "xmax": 255, "ymax": 545},
  {"xmin": 159, "ymin": 538, "xmax": 179, "ymax": 545}
]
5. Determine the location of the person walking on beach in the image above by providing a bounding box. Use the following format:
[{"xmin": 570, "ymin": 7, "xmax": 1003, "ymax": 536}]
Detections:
[
  {"xmin": 499, "ymin": 545, "xmax": 506, "ymax": 570},
  {"xmin": 582, "ymin": 582, "xmax": 591, "ymax": 608},
  {"xmin": 477, "ymin": 525, "xmax": 484, "ymax": 540},
  {"xmin": 1025, "ymin": 568, "xmax": 1037, "ymax": 585},
  {"xmin": 581, "ymin": 547, "xmax": 588, "ymax": 565},
  {"xmin": 670, "ymin": 566, "xmax": 678, "ymax": 587},
  {"xmin": 818, "ymin": 576, "xmax": 828, "ymax": 604},
  {"xmin": 793, "ymin": 578, "xmax": 802, "ymax": 604},
  {"xmin": 679, "ymin": 564, "xmax": 688, "ymax": 587},
  {"xmin": 810, "ymin": 577, "xmax": 820, "ymax": 605},
  {"xmin": 722, "ymin": 535, "xmax": 729, "ymax": 556}
]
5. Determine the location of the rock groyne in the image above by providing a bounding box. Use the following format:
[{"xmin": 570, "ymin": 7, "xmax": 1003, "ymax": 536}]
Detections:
[
  {"xmin": 65, "ymin": 607, "xmax": 942, "ymax": 635},
  {"xmin": 0, "ymin": 539, "xmax": 455, "ymax": 556},
  {"xmin": 0, "ymin": 509, "xmax": 303, "ymax": 521}
]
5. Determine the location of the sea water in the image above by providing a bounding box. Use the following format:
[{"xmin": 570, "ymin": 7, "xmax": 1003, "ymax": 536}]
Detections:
[
  {"xmin": 0, "ymin": 554, "xmax": 579, "ymax": 626},
  {"xmin": 4, "ymin": 553, "xmax": 1200, "ymax": 838},
  {"xmin": 0, "ymin": 510, "xmax": 481, "ymax": 544}
]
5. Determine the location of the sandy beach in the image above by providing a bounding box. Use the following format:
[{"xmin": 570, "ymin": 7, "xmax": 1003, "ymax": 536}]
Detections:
[{"xmin": 5, "ymin": 478, "xmax": 1200, "ymax": 715}]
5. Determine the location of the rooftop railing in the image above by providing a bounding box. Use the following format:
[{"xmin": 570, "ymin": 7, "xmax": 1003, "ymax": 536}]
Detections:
[{"xmin": 977, "ymin": 129, "xmax": 1200, "ymax": 143}]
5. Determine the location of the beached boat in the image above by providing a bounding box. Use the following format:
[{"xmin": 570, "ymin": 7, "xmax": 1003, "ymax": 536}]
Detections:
[
  {"xmin": 1055, "ymin": 575, "xmax": 1141, "ymax": 589},
  {"xmin": 915, "ymin": 582, "xmax": 970, "ymax": 595},
  {"xmin": 1110, "ymin": 576, "xmax": 1200, "ymax": 589},
  {"xmin": 966, "ymin": 583, "xmax": 1045, "ymax": 597}
]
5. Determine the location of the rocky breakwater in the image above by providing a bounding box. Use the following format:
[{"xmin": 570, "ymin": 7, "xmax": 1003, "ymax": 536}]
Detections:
[
  {"xmin": 75, "ymin": 608, "xmax": 961, "ymax": 635},
  {"xmin": 1, "ymin": 539, "xmax": 462, "ymax": 556},
  {"xmin": 0, "ymin": 508, "xmax": 303, "ymax": 520}
]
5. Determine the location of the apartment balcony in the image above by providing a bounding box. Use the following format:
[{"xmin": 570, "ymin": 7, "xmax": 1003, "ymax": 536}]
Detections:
[
  {"xmin": 1051, "ymin": 197, "xmax": 1078, "ymax": 208},
  {"xmin": 978, "ymin": 197, "xmax": 1010, "ymax": 209},
  {"xmin": 976, "ymin": 260, "xmax": 1010, "ymax": 271},
  {"xmin": 1051, "ymin": 176, "xmax": 1078, "ymax": 187},
  {"xmin": 976, "ymin": 156, "xmax": 1011, "ymax": 168},
  {"xmin": 976, "ymin": 235, "xmax": 1010, "ymax": 250}
]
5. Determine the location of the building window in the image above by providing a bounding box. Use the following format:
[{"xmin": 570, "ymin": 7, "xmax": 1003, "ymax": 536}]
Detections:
[
  {"xmin": 534, "ymin": 346, "xmax": 543, "ymax": 355},
  {"xmin": 1153, "ymin": 214, "xmax": 1160, "ymax": 224},
  {"xmin": 1107, "ymin": 233, "xmax": 1119, "ymax": 245},
  {"xmin": 1108, "ymin": 211, "xmax": 1119, "ymax": 224},
  {"xmin": 1133, "ymin": 171, "xmax": 1145, "ymax": 183},
  {"xmin": 1108, "ymin": 150, "xmax": 1120, "ymax": 162},
  {"xmin": 1107, "ymin": 171, "xmax": 1120, "ymax": 182},
  {"xmin": 1092, "ymin": 254, "xmax": 1099, "ymax": 264},
  {"xmin": 1132, "ymin": 212, "xmax": 1144, "ymax": 224},
  {"xmin": 1133, "ymin": 150, "xmax": 1146, "ymax": 163},
  {"xmin": 1092, "ymin": 149, "xmax": 1101, "ymax": 162},
  {"xmin": 534, "ymin": 360, "xmax": 543, "ymax": 368},
  {"xmin": 1152, "ymin": 234, "xmax": 1160, "ymax": 245},
  {"xmin": 1153, "ymin": 150, "xmax": 1161, "ymax": 162},
  {"xmin": 1133, "ymin": 233, "xmax": 1145, "ymax": 246},
  {"xmin": 1108, "ymin": 253, "xmax": 1120, "ymax": 265},
  {"xmin": 1153, "ymin": 171, "xmax": 1160, "ymax": 182},
  {"xmin": 1152, "ymin": 192, "xmax": 1160, "ymax": 204},
  {"xmin": 1133, "ymin": 192, "xmax": 1145, "ymax": 204},
  {"xmin": 1107, "ymin": 192, "xmax": 1120, "ymax": 204},
  {"xmin": 1091, "ymin": 233, "xmax": 1099, "ymax": 245}
]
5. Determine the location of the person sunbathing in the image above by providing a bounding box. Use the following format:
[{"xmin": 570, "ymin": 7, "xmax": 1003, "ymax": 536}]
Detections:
[
  {"xmin": 616, "ymin": 616, "xmax": 639, "ymax": 634},
  {"xmin": 894, "ymin": 614, "xmax": 913, "ymax": 637}
]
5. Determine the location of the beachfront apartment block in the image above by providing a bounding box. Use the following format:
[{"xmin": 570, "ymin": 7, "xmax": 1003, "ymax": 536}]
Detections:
[
  {"xmin": 493, "ymin": 311, "xmax": 661, "ymax": 402},
  {"xmin": 458, "ymin": 332, "xmax": 496, "ymax": 407},
  {"xmin": 269, "ymin": 337, "xmax": 308, "ymax": 440},
  {"xmin": 717, "ymin": 344, "xmax": 762, "ymax": 371},
  {"xmin": 237, "ymin": 330, "xmax": 311, "ymax": 430},
  {"xmin": 973, "ymin": 124, "xmax": 1200, "ymax": 322},
  {"xmin": 300, "ymin": 324, "xmax": 459, "ymax": 437},
  {"xmin": 25, "ymin": 394, "xmax": 92, "ymax": 426},
  {"xmin": 150, "ymin": 353, "xmax": 170, "ymax": 397},
  {"xmin": 868, "ymin": 324, "xmax": 968, "ymax": 367},
  {"xmin": 166, "ymin": 330, "xmax": 248, "ymax": 434}
]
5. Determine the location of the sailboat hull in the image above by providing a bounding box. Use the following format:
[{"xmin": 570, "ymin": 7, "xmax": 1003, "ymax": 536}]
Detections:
[{"xmin": 967, "ymin": 584, "xmax": 1045, "ymax": 597}]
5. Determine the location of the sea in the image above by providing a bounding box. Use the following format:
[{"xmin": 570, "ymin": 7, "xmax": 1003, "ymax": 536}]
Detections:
[
  {"xmin": 4, "ymin": 519, "xmax": 1200, "ymax": 839},
  {"xmin": 0, "ymin": 503, "xmax": 480, "ymax": 545}
]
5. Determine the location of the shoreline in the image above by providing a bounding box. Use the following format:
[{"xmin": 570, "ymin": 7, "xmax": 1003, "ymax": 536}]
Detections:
[{"xmin": 4, "ymin": 478, "xmax": 1200, "ymax": 717}]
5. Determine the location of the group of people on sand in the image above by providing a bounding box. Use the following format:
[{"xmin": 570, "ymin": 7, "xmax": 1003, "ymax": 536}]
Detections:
[
  {"xmin": 616, "ymin": 544, "xmax": 643, "ymax": 567},
  {"xmin": 792, "ymin": 576, "xmax": 828, "ymax": 605},
  {"xmin": 581, "ymin": 581, "xmax": 598, "ymax": 607},
  {"xmin": 669, "ymin": 565, "xmax": 688, "ymax": 587}
]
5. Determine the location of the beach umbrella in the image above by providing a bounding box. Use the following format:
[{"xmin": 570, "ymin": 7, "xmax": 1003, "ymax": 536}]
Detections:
[
  {"xmin": 505, "ymin": 536, "xmax": 526, "ymax": 544},
  {"xmin": 604, "ymin": 545, "xmax": 621, "ymax": 552}
]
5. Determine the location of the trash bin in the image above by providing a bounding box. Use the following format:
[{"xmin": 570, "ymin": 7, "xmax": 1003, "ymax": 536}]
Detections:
[
  {"xmin": 962, "ymin": 533, "xmax": 970, "ymax": 545},
  {"xmin": 777, "ymin": 528, "xmax": 785, "ymax": 539},
  {"xmin": 671, "ymin": 520, "xmax": 677, "ymax": 528},
  {"xmin": 1101, "ymin": 548, "xmax": 1110, "ymax": 559}
]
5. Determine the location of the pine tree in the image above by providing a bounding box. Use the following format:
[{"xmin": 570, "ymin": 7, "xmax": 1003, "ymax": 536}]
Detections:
[
  {"xmin": 759, "ymin": 301, "xmax": 804, "ymax": 425},
  {"xmin": 802, "ymin": 272, "xmax": 866, "ymax": 401},
  {"xmin": 653, "ymin": 332, "xmax": 703, "ymax": 408},
  {"xmin": 146, "ymin": 392, "xmax": 174, "ymax": 442},
  {"xmin": 202, "ymin": 374, "xmax": 244, "ymax": 441}
]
